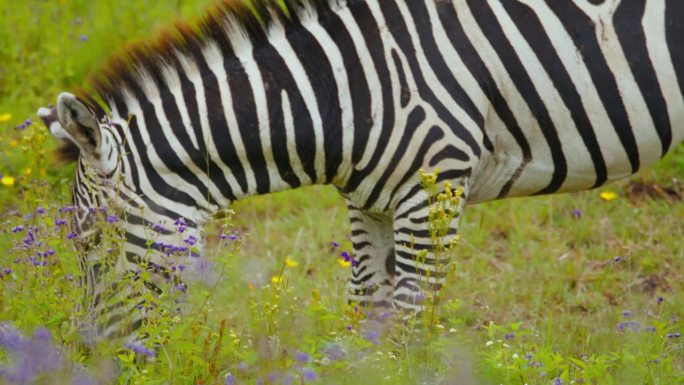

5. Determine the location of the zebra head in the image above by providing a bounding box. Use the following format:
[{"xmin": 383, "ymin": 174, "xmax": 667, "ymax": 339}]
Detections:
[{"xmin": 39, "ymin": 92, "xmax": 123, "ymax": 234}]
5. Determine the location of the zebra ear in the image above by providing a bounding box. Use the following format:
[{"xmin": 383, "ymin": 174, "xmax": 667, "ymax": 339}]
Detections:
[
  {"xmin": 56, "ymin": 92, "xmax": 102, "ymax": 161},
  {"xmin": 37, "ymin": 106, "xmax": 71, "ymax": 141}
]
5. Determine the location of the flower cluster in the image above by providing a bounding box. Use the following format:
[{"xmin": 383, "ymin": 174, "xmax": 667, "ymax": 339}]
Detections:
[
  {"xmin": 0, "ymin": 325, "xmax": 93, "ymax": 384},
  {"xmin": 339, "ymin": 250, "xmax": 358, "ymax": 268},
  {"xmin": 123, "ymin": 342, "xmax": 156, "ymax": 358},
  {"xmin": 153, "ymin": 242, "xmax": 189, "ymax": 257},
  {"xmin": 15, "ymin": 118, "xmax": 33, "ymax": 130},
  {"xmin": 174, "ymin": 217, "xmax": 187, "ymax": 233}
]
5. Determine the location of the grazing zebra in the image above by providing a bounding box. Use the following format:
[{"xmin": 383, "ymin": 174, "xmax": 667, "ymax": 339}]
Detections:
[{"xmin": 39, "ymin": 0, "xmax": 683, "ymax": 340}]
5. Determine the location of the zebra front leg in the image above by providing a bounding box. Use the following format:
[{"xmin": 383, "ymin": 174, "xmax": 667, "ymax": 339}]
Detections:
[
  {"xmin": 392, "ymin": 178, "xmax": 466, "ymax": 317},
  {"xmin": 346, "ymin": 203, "xmax": 396, "ymax": 310}
]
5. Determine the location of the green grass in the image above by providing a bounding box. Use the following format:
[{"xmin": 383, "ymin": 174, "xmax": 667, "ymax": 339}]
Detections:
[{"xmin": 0, "ymin": 1, "xmax": 682, "ymax": 384}]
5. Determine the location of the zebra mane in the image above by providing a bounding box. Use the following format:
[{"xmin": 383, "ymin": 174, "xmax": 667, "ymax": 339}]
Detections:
[
  {"xmin": 89, "ymin": 0, "xmax": 336, "ymax": 106},
  {"xmin": 55, "ymin": 0, "xmax": 339, "ymax": 163}
]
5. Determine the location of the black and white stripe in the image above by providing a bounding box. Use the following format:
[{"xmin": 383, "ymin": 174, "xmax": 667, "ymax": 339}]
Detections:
[{"xmin": 41, "ymin": 0, "xmax": 683, "ymax": 336}]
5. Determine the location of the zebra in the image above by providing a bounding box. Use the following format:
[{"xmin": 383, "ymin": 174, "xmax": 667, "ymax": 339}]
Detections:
[{"xmin": 38, "ymin": 0, "xmax": 683, "ymax": 340}]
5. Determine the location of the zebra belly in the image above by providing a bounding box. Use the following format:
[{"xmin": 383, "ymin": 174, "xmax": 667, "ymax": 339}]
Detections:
[{"xmin": 468, "ymin": 108, "xmax": 682, "ymax": 204}]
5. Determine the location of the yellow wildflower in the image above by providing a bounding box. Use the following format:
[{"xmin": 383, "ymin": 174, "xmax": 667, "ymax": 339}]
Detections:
[
  {"xmin": 23, "ymin": 168, "xmax": 31, "ymax": 176},
  {"xmin": 599, "ymin": 191, "xmax": 618, "ymax": 201},
  {"xmin": 271, "ymin": 275, "xmax": 282, "ymax": 284},
  {"xmin": 338, "ymin": 258, "xmax": 351, "ymax": 268},
  {"xmin": 1, "ymin": 176, "xmax": 15, "ymax": 186},
  {"xmin": 284, "ymin": 257, "xmax": 298, "ymax": 268},
  {"xmin": 10, "ymin": 139, "xmax": 18, "ymax": 147},
  {"xmin": 0, "ymin": 113, "xmax": 11, "ymax": 122}
]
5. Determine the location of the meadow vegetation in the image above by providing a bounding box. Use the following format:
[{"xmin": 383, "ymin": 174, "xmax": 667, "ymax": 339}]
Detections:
[{"xmin": 0, "ymin": 1, "xmax": 682, "ymax": 384}]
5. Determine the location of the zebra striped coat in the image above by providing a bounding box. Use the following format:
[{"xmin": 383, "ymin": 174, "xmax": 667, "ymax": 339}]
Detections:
[{"xmin": 39, "ymin": 0, "xmax": 684, "ymax": 339}]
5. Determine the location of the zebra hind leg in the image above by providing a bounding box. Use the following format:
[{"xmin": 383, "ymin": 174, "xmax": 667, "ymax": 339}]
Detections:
[
  {"xmin": 346, "ymin": 203, "xmax": 396, "ymax": 313},
  {"xmin": 392, "ymin": 178, "xmax": 466, "ymax": 320}
]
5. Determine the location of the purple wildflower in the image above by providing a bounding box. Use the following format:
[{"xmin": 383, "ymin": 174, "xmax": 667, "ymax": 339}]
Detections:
[
  {"xmin": 12, "ymin": 225, "xmax": 24, "ymax": 233},
  {"xmin": 613, "ymin": 256, "xmax": 621, "ymax": 263},
  {"xmin": 16, "ymin": 118, "xmax": 33, "ymax": 130},
  {"xmin": 504, "ymin": 333, "xmax": 515, "ymax": 340},
  {"xmin": 224, "ymin": 374, "xmax": 236, "ymax": 385},
  {"xmin": 35, "ymin": 207, "xmax": 46, "ymax": 215},
  {"xmin": 667, "ymin": 332, "xmax": 681, "ymax": 339},
  {"xmin": 267, "ymin": 372, "xmax": 280, "ymax": 382},
  {"xmin": 552, "ymin": 378, "xmax": 563, "ymax": 385},
  {"xmin": 0, "ymin": 325, "xmax": 63, "ymax": 384},
  {"xmin": 379, "ymin": 310, "xmax": 392, "ymax": 320},
  {"xmin": 282, "ymin": 374, "xmax": 296, "ymax": 385},
  {"xmin": 66, "ymin": 232, "xmax": 78, "ymax": 240},
  {"xmin": 184, "ymin": 235, "xmax": 198, "ymax": 246},
  {"xmin": 364, "ymin": 330, "xmax": 380, "ymax": 345},
  {"xmin": 152, "ymin": 223, "xmax": 168, "ymax": 233},
  {"xmin": 622, "ymin": 310, "xmax": 633, "ymax": 318},
  {"xmin": 55, "ymin": 219, "xmax": 67, "ymax": 227},
  {"xmin": 173, "ymin": 245, "xmax": 188, "ymax": 254},
  {"xmin": 301, "ymin": 368, "xmax": 317, "ymax": 381},
  {"xmin": 616, "ymin": 321, "xmax": 640, "ymax": 332},
  {"xmin": 33, "ymin": 327, "xmax": 51, "ymax": 342},
  {"xmin": 105, "ymin": 215, "xmax": 118, "ymax": 223},
  {"xmin": 657, "ymin": 296, "xmax": 664, "ymax": 304},
  {"xmin": 61, "ymin": 205, "xmax": 76, "ymax": 213},
  {"xmin": 4, "ymin": 269, "xmax": 11, "ymax": 275},
  {"xmin": 124, "ymin": 342, "xmax": 155, "ymax": 357},
  {"xmin": 571, "ymin": 208, "xmax": 582, "ymax": 219},
  {"xmin": 79, "ymin": 34, "xmax": 88, "ymax": 42},
  {"xmin": 340, "ymin": 251, "xmax": 351, "ymax": 262},
  {"xmin": 294, "ymin": 351, "xmax": 310, "ymax": 363},
  {"xmin": 330, "ymin": 241, "xmax": 339, "ymax": 248}
]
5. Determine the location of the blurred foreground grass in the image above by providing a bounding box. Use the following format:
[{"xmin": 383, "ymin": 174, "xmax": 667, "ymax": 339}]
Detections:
[{"xmin": 0, "ymin": 1, "xmax": 682, "ymax": 384}]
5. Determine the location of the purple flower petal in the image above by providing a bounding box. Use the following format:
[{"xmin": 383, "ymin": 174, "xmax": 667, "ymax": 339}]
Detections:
[
  {"xmin": 301, "ymin": 367, "xmax": 317, "ymax": 381},
  {"xmin": 294, "ymin": 351, "xmax": 310, "ymax": 363}
]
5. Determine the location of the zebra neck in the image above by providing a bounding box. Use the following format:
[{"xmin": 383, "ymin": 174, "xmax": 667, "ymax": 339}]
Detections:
[{"xmin": 106, "ymin": 3, "xmax": 375, "ymax": 209}]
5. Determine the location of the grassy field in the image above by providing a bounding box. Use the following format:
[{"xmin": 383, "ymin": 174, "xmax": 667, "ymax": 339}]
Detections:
[{"xmin": 0, "ymin": 1, "xmax": 682, "ymax": 384}]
